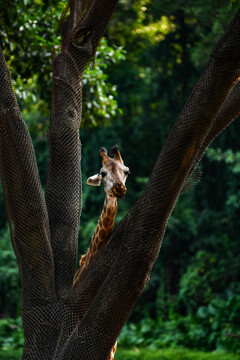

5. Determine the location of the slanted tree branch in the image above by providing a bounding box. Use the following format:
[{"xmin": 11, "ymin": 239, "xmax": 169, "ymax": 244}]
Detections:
[
  {"xmin": 207, "ymin": 80, "xmax": 240, "ymax": 147},
  {"xmin": 187, "ymin": 80, "xmax": 240, "ymax": 177},
  {"xmin": 0, "ymin": 48, "xmax": 55, "ymax": 309}
]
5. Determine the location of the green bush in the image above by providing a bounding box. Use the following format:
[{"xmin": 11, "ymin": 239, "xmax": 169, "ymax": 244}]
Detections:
[
  {"xmin": 0, "ymin": 350, "xmax": 22, "ymax": 360},
  {"xmin": 118, "ymin": 295, "xmax": 240, "ymax": 352},
  {"xmin": 0, "ymin": 229, "xmax": 21, "ymax": 318},
  {"xmin": 0, "ymin": 317, "xmax": 24, "ymax": 351},
  {"xmin": 116, "ymin": 348, "xmax": 240, "ymax": 360}
]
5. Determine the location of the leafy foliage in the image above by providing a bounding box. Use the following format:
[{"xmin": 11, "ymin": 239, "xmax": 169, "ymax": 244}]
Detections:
[
  {"xmin": 81, "ymin": 38, "xmax": 126, "ymax": 127},
  {"xmin": 0, "ymin": 350, "xmax": 22, "ymax": 360},
  {"xmin": 115, "ymin": 348, "xmax": 240, "ymax": 360},
  {"xmin": 119, "ymin": 292, "xmax": 240, "ymax": 351},
  {"xmin": 0, "ymin": 229, "xmax": 21, "ymax": 318},
  {"xmin": 0, "ymin": 317, "xmax": 23, "ymax": 351},
  {"xmin": 0, "ymin": 0, "xmax": 125, "ymax": 127}
]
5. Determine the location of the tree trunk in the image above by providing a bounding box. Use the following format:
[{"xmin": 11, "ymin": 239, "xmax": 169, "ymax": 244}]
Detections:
[{"xmin": 0, "ymin": 2, "xmax": 240, "ymax": 359}]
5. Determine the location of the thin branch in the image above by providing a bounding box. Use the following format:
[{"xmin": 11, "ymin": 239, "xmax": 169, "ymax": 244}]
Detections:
[{"xmin": 187, "ymin": 80, "xmax": 240, "ymax": 178}]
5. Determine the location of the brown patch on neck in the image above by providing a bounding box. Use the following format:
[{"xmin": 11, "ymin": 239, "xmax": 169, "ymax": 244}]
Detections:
[
  {"xmin": 99, "ymin": 228, "xmax": 107, "ymax": 239},
  {"xmin": 77, "ymin": 194, "xmax": 117, "ymax": 271},
  {"xmin": 107, "ymin": 207, "xmax": 112, "ymax": 216},
  {"xmin": 103, "ymin": 216, "xmax": 111, "ymax": 228}
]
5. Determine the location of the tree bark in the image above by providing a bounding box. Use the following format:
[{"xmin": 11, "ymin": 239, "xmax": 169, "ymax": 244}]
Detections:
[
  {"xmin": 187, "ymin": 80, "xmax": 240, "ymax": 178},
  {"xmin": 0, "ymin": 48, "xmax": 55, "ymax": 310},
  {"xmin": 0, "ymin": 3, "xmax": 240, "ymax": 360}
]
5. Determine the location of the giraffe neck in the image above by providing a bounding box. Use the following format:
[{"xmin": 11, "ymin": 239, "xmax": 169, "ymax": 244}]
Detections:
[
  {"xmin": 74, "ymin": 196, "xmax": 119, "ymax": 359},
  {"xmin": 82, "ymin": 194, "xmax": 117, "ymax": 268}
]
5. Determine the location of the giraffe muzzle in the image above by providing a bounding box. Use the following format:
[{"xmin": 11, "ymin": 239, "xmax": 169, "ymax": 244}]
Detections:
[{"xmin": 112, "ymin": 184, "xmax": 127, "ymax": 198}]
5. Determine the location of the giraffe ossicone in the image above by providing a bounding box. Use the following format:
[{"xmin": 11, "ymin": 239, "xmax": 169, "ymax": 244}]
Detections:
[{"xmin": 87, "ymin": 145, "xmax": 129, "ymax": 198}]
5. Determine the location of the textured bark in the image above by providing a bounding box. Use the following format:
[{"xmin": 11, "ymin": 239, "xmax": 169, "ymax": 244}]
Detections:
[
  {"xmin": 187, "ymin": 80, "xmax": 240, "ymax": 177},
  {"xmin": 0, "ymin": 48, "xmax": 55, "ymax": 310}
]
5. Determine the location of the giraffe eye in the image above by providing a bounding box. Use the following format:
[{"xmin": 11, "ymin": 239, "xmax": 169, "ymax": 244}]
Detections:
[
  {"xmin": 100, "ymin": 171, "xmax": 107, "ymax": 178},
  {"xmin": 124, "ymin": 170, "xmax": 130, "ymax": 176}
]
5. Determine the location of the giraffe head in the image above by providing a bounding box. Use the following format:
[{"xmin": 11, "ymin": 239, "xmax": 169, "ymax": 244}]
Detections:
[{"xmin": 87, "ymin": 145, "xmax": 130, "ymax": 198}]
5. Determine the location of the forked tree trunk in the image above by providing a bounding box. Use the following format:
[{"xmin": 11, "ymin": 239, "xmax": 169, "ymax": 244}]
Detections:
[{"xmin": 0, "ymin": 2, "xmax": 240, "ymax": 359}]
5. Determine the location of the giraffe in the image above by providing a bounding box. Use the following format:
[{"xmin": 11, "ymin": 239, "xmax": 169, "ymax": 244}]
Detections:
[{"xmin": 73, "ymin": 145, "xmax": 130, "ymax": 360}]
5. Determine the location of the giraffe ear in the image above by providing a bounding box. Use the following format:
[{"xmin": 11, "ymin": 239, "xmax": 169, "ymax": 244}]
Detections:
[{"xmin": 86, "ymin": 174, "xmax": 102, "ymax": 186}]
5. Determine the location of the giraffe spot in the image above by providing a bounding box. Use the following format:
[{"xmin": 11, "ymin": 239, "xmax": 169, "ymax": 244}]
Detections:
[
  {"xmin": 103, "ymin": 217, "xmax": 110, "ymax": 228},
  {"xmin": 99, "ymin": 229, "xmax": 107, "ymax": 239},
  {"xmin": 108, "ymin": 208, "xmax": 115, "ymax": 216}
]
